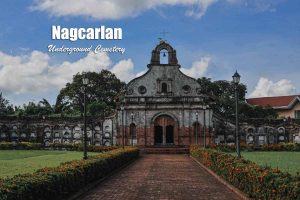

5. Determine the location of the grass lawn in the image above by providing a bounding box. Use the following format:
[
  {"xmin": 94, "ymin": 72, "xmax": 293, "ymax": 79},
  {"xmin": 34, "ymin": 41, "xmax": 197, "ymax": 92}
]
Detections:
[
  {"xmin": 0, "ymin": 150, "xmax": 99, "ymax": 178},
  {"xmin": 231, "ymin": 151, "xmax": 300, "ymax": 176}
]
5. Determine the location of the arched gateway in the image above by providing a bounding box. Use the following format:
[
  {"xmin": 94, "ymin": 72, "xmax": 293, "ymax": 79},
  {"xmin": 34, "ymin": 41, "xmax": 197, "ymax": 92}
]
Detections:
[
  {"xmin": 154, "ymin": 115, "xmax": 176, "ymax": 145},
  {"xmin": 116, "ymin": 40, "xmax": 213, "ymax": 147}
]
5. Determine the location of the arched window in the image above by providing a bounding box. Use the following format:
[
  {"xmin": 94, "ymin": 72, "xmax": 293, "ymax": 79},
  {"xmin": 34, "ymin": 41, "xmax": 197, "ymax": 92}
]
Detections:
[
  {"xmin": 248, "ymin": 128, "xmax": 254, "ymax": 134},
  {"xmin": 0, "ymin": 133, "xmax": 6, "ymax": 138},
  {"xmin": 11, "ymin": 132, "xmax": 18, "ymax": 139},
  {"xmin": 130, "ymin": 123, "xmax": 136, "ymax": 139},
  {"xmin": 63, "ymin": 132, "xmax": 70, "ymax": 138},
  {"xmin": 162, "ymin": 83, "xmax": 168, "ymax": 93},
  {"xmin": 247, "ymin": 135, "xmax": 254, "ymax": 142}
]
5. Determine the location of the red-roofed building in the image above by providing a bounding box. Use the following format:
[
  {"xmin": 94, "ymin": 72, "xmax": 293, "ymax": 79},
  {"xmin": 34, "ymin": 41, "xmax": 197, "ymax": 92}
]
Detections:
[{"xmin": 246, "ymin": 95, "xmax": 300, "ymax": 119}]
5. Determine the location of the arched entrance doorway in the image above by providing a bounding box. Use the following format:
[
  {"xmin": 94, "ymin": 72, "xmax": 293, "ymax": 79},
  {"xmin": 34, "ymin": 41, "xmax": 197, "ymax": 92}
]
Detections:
[{"xmin": 154, "ymin": 115, "xmax": 175, "ymax": 146}]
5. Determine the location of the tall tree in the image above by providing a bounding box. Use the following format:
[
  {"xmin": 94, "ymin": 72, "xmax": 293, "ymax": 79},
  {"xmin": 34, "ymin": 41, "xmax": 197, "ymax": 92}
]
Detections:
[
  {"xmin": 197, "ymin": 77, "xmax": 277, "ymax": 121},
  {"xmin": 55, "ymin": 70, "xmax": 125, "ymax": 116},
  {"xmin": 88, "ymin": 101, "xmax": 112, "ymax": 117},
  {"xmin": 38, "ymin": 98, "xmax": 55, "ymax": 115},
  {"xmin": 12, "ymin": 98, "xmax": 55, "ymax": 117},
  {"xmin": 0, "ymin": 93, "xmax": 14, "ymax": 116}
]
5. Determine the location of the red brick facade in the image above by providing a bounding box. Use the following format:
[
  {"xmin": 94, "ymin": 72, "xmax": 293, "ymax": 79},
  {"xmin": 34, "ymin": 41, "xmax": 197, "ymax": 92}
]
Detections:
[{"xmin": 116, "ymin": 124, "xmax": 212, "ymax": 147}]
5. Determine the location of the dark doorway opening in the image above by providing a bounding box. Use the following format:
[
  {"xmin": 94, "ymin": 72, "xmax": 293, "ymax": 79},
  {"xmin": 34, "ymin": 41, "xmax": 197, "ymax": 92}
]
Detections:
[
  {"xmin": 155, "ymin": 125, "xmax": 163, "ymax": 144},
  {"xmin": 166, "ymin": 125, "xmax": 174, "ymax": 144}
]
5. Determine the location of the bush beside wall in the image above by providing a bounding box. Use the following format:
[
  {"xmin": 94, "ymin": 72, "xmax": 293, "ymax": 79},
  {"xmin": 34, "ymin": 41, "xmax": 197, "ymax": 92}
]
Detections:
[
  {"xmin": 48, "ymin": 143, "xmax": 118, "ymax": 152},
  {"xmin": 190, "ymin": 145, "xmax": 300, "ymax": 200},
  {"xmin": 0, "ymin": 147, "xmax": 139, "ymax": 200},
  {"xmin": 0, "ymin": 142, "xmax": 118, "ymax": 152},
  {"xmin": 0, "ymin": 142, "xmax": 43, "ymax": 150},
  {"xmin": 208, "ymin": 143, "xmax": 300, "ymax": 152}
]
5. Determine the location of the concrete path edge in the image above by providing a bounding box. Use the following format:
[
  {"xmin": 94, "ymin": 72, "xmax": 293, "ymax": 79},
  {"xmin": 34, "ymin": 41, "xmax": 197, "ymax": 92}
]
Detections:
[{"xmin": 190, "ymin": 156, "xmax": 252, "ymax": 200}]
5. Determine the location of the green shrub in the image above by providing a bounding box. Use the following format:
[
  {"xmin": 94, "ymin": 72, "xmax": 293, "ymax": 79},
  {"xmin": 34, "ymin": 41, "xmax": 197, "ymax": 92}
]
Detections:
[
  {"xmin": 0, "ymin": 142, "xmax": 118, "ymax": 152},
  {"xmin": 190, "ymin": 145, "xmax": 300, "ymax": 200},
  {"xmin": 48, "ymin": 143, "xmax": 118, "ymax": 152},
  {"xmin": 208, "ymin": 143, "xmax": 300, "ymax": 152},
  {"xmin": 18, "ymin": 142, "xmax": 43, "ymax": 150},
  {"xmin": 0, "ymin": 142, "xmax": 43, "ymax": 150},
  {"xmin": 0, "ymin": 147, "xmax": 139, "ymax": 200},
  {"xmin": 48, "ymin": 143, "xmax": 80, "ymax": 151},
  {"xmin": 0, "ymin": 142, "xmax": 15, "ymax": 150}
]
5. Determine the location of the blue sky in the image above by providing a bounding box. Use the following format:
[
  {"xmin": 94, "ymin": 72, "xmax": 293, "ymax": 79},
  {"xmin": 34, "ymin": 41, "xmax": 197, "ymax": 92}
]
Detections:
[{"xmin": 0, "ymin": 0, "xmax": 299, "ymax": 106}]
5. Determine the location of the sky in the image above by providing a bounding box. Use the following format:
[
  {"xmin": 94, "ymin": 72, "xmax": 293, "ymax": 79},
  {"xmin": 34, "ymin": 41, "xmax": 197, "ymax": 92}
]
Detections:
[{"xmin": 0, "ymin": 0, "xmax": 299, "ymax": 106}]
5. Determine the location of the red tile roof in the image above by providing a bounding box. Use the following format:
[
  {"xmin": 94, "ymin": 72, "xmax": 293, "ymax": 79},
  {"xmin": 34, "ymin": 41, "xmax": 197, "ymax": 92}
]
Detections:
[{"xmin": 246, "ymin": 95, "xmax": 300, "ymax": 108}]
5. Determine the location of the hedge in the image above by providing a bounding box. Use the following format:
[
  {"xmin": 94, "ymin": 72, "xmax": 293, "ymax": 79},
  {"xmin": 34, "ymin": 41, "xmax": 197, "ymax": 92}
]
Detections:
[
  {"xmin": 0, "ymin": 147, "xmax": 139, "ymax": 200},
  {"xmin": 208, "ymin": 143, "xmax": 300, "ymax": 152},
  {"xmin": 48, "ymin": 143, "xmax": 118, "ymax": 152},
  {"xmin": 190, "ymin": 145, "xmax": 300, "ymax": 200},
  {"xmin": 0, "ymin": 142, "xmax": 43, "ymax": 150},
  {"xmin": 0, "ymin": 142, "xmax": 118, "ymax": 152}
]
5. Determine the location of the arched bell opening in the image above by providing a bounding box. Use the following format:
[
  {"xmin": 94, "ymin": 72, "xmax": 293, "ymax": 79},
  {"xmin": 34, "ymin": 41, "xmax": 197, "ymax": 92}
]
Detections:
[
  {"xmin": 160, "ymin": 49, "xmax": 168, "ymax": 64},
  {"xmin": 150, "ymin": 41, "xmax": 178, "ymax": 66}
]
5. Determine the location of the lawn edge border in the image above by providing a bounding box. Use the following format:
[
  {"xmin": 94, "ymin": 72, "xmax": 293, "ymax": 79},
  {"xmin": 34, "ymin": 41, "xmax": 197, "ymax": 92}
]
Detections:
[
  {"xmin": 190, "ymin": 155, "xmax": 251, "ymax": 200},
  {"xmin": 67, "ymin": 155, "xmax": 140, "ymax": 200}
]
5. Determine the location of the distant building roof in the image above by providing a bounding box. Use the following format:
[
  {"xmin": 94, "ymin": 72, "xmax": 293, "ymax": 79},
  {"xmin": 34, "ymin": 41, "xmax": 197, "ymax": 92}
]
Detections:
[{"xmin": 246, "ymin": 95, "xmax": 300, "ymax": 109}]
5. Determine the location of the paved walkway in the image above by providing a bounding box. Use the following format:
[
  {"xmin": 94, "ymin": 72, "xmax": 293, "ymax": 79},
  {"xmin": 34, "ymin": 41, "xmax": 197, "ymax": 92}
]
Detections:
[{"xmin": 79, "ymin": 155, "xmax": 240, "ymax": 200}]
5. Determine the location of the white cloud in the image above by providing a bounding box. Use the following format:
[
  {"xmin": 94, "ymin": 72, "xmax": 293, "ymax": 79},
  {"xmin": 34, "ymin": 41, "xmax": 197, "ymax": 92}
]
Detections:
[
  {"xmin": 110, "ymin": 59, "xmax": 135, "ymax": 82},
  {"xmin": 0, "ymin": 51, "xmax": 50, "ymax": 94},
  {"xmin": 31, "ymin": 0, "xmax": 221, "ymax": 20},
  {"xmin": 249, "ymin": 77, "xmax": 297, "ymax": 98},
  {"xmin": 31, "ymin": 0, "xmax": 284, "ymax": 20},
  {"xmin": 185, "ymin": 0, "xmax": 218, "ymax": 18},
  {"xmin": 244, "ymin": 0, "xmax": 285, "ymax": 12},
  {"xmin": 181, "ymin": 56, "xmax": 211, "ymax": 78},
  {"xmin": 49, "ymin": 52, "xmax": 112, "ymax": 88},
  {"xmin": 0, "ymin": 51, "xmax": 127, "ymax": 95}
]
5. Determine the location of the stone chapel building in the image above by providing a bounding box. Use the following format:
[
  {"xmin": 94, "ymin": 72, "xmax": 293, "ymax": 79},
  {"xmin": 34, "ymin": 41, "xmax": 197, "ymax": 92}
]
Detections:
[
  {"xmin": 116, "ymin": 41, "xmax": 213, "ymax": 147},
  {"xmin": 1, "ymin": 41, "xmax": 299, "ymax": 146}
]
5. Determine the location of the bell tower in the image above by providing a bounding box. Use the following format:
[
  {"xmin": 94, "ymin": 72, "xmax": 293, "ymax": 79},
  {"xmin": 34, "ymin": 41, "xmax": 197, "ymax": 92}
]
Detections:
[{"xmin": 148, "ymin": 41, "xmax": 179, "ymax": 67}]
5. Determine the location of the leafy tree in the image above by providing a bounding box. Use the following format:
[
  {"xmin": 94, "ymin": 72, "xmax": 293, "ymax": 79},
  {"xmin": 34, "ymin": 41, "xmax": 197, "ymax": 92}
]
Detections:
[
  {"xmin": 23, "ymin": 102, "xmax": 38, "ymax": 116},
  {"xmin": 239, "ymin": 103, "xmax": 278, "ymax": 120},
  {"xmin": 198, "ymin": 78, "xmax": 246, "ymax": 119},
  {"xmin": 0, "ymin": 93, "xmax": 14, "ymax": 116},
  {"xmin": 39, "ymin": 98, "xmax": 55, "ymax": 115},
  {"xmin": 14, "ymin": 106, "xmax": 24, "ymax": 117},
  {"xmin": 14, "ymin": 99, "xmax": 54, "ymax": 117},
  {"xmin": 88, "ymin": 101, "xmax": 110, "ymax": 117},
  {"xmin": 55, "ymin": 70, "xmax": 125, "ymax": 116},
  {"xmin": 197, "ymin": 77, "xmax": 277, "ymax": 121}
]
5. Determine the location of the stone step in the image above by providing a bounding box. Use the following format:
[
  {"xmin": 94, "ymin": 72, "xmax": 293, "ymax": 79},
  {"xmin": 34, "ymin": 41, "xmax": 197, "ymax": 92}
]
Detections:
[{"xmin": 140, "ymin": 147, "xmax": 190, "ymax": 154}]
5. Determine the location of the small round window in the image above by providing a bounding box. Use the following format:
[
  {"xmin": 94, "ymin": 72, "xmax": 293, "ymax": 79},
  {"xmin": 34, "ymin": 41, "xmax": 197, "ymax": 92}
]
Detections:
[
  {"xmin": 182, "ymin": 85, "xmax": 191, "ymax": 94},
  {"xmin": 138, "ymin": 86, "xmax": 147, "ymax": 94}
]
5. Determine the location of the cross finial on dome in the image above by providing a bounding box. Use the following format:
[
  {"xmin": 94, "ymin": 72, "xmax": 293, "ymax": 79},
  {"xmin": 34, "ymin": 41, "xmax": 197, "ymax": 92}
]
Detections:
[{"xmin": 158, "ymin": 30, "xmax": 169, "ymax": 42}]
